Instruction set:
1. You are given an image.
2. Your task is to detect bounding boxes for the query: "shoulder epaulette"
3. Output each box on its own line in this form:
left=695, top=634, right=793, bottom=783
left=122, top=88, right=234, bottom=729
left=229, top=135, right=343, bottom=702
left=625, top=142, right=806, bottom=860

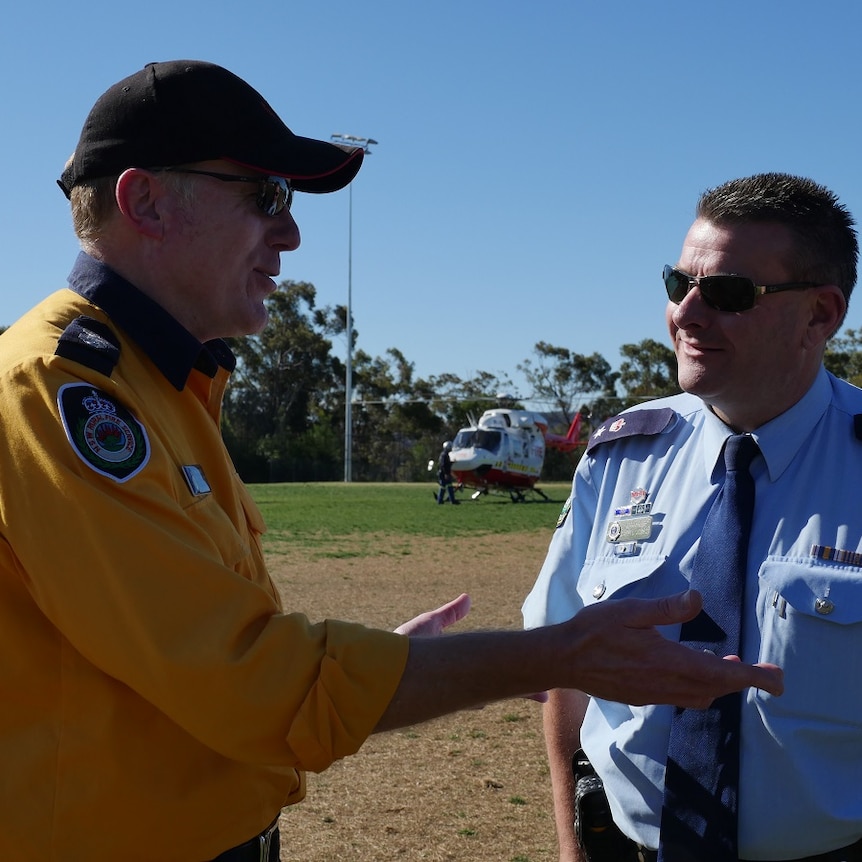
left=54, top=316, right=121, bottom=378
left=586, top=407, right=677, bottom=454
left=854, top=414, right=862, bottom=440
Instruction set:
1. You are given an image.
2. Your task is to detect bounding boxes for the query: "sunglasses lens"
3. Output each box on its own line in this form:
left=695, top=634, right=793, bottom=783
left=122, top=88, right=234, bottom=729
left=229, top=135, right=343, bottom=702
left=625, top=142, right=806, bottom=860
left=699, top=276, right=755, bottom=312
left=663, top=266, right=756, bottom=312
left=663, top=266, right=690, bottom=303
left=258, top=177, right=292, bottom=216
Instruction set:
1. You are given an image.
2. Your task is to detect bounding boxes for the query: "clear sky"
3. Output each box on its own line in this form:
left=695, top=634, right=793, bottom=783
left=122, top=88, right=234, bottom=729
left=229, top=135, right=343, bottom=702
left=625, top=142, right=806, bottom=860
left=3, top=1, right=861, bottom=408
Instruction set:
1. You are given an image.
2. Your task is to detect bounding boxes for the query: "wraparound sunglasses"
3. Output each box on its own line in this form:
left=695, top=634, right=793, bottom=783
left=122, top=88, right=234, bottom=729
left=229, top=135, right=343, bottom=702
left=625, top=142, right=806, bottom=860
left=663, top=265, right=818, bottom=313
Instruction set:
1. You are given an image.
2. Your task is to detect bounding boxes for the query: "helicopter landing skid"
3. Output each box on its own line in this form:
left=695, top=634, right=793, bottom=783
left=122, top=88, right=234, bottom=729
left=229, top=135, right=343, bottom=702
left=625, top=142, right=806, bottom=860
left=469, top=486, right=550, bottom=503
left=508, top=486, right=550, bottom=503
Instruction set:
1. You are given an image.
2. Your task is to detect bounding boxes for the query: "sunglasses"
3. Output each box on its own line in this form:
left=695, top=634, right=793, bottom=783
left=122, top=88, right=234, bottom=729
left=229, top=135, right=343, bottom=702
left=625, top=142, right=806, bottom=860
left=663, top=265, right=818, bottom=313
left=156, top=168, right=293, bottom=216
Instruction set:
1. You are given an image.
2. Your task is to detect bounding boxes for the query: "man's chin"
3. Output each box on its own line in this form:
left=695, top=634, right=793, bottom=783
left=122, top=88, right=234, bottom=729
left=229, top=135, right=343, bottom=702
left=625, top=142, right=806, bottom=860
left=676, top=366, right=717, bottom=399
left=238, top=305, right=270, bottom=337
left=249, top=312, right=269, bottom=335
left=212, top=310, right=269, bottom=340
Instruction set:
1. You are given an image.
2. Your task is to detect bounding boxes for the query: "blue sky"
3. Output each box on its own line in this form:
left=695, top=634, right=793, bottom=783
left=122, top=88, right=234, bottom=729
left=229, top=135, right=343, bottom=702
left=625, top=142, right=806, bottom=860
left=3, top=1, right=861, bottom=408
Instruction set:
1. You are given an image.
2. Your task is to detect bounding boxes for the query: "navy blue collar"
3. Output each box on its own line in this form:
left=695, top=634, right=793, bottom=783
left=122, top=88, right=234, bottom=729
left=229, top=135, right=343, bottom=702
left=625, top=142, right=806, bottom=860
left=67, top=252, right=235, bottom=390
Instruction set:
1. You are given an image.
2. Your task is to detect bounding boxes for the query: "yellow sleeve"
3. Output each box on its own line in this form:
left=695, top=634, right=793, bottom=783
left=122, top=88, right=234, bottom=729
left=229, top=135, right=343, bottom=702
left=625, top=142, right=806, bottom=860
left=0, top=351, right=408, bottom=770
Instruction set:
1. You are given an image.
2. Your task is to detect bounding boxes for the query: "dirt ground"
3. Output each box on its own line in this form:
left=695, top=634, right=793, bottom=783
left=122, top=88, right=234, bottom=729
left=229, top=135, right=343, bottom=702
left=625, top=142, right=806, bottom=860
left=268, top=531, right=559, bottom=862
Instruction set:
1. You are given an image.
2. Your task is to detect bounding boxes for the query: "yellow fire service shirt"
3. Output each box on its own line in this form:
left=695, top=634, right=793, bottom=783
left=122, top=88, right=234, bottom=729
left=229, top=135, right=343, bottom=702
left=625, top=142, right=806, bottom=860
left=0, top=253, right=409, bottom=861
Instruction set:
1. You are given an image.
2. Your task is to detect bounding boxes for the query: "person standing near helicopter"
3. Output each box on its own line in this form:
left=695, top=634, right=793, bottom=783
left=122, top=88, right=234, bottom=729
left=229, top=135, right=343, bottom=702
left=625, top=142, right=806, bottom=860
left=436, top=441, right=460, bottom=504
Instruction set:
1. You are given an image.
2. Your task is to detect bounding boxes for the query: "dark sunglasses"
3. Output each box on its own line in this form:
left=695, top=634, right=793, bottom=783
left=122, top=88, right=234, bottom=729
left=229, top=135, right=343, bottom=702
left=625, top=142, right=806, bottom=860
left=156, top=168, right=293, bottom=216
left=663, top=265, right=818, bottom=313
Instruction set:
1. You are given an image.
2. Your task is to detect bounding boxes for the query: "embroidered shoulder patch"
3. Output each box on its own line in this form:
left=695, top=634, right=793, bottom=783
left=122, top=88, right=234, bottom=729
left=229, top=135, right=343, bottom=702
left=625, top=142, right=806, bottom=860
left=586, top=407, right=677, bottom=454
left=58, top=384, right=150, bottom=482
left=555, top=496, right=572, bottom=529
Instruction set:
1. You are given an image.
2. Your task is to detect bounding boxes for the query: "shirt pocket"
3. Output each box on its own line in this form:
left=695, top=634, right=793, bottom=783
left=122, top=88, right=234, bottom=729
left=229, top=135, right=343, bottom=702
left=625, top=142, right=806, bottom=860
left=579, top=555, right=671, bottom=604
left=756, top=559, right=862, bottom=726
left=183, top=492, right=251, bottom=570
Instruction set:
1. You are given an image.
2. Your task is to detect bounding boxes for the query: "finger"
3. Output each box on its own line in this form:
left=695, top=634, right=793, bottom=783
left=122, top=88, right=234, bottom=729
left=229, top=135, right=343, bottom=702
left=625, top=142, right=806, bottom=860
left=748, top=662, right=784, bottom=696
left=433, top=593, right=472, bottom=630
left=617, top=590, right=704, bottom=629
left=393, top=594, right=472, bottom=636
left=703, top=657, right=784, bottom=701
left=717, top=655, right=783, bottom=696
left=655, top=589, right=703, bottom=624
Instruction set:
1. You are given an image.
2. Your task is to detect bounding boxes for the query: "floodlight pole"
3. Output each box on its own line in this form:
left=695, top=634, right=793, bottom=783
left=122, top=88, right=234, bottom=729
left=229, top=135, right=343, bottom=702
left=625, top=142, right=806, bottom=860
left=330, top=134, right=378, bottom=482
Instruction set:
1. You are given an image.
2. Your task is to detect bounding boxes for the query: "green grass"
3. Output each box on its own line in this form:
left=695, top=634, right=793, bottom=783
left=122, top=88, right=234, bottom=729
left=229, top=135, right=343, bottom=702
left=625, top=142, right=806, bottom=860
left=247, top=481, right=571, bottom=545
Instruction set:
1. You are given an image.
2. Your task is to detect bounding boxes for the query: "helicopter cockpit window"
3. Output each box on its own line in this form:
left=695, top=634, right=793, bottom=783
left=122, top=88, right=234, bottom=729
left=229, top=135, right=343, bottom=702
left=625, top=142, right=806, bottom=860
left=453, top=430, right=474, bottom=449
left=474, top=430, right=502, bottom=453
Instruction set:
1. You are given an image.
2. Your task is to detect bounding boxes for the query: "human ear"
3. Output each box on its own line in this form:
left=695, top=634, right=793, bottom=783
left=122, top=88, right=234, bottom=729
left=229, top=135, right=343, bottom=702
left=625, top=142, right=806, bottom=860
left=114, top=168, right=166, bottom=239
left=805, top=284, right=847, bottom=346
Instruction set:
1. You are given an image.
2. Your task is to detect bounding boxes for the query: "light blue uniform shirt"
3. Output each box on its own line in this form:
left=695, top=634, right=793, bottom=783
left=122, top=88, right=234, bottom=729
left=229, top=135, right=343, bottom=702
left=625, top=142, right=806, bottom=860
left=522, top=368, right=862, bottom=859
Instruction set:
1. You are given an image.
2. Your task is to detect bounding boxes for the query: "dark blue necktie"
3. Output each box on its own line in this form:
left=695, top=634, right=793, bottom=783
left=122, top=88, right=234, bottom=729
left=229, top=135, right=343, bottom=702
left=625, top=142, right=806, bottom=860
left=658, top=434, right=759, bottom=862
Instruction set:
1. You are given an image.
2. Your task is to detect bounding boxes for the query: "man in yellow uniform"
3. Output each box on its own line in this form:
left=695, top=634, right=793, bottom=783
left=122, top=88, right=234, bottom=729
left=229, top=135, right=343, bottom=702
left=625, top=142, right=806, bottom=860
left=0, top=60, right=783, bottom=860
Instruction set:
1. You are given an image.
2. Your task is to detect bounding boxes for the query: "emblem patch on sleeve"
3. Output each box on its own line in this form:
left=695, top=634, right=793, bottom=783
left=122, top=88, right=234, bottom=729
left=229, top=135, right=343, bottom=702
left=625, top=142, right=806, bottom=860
left=555, top=496, right=572, bottom=529
left=58, top=384, right=150, bottom=482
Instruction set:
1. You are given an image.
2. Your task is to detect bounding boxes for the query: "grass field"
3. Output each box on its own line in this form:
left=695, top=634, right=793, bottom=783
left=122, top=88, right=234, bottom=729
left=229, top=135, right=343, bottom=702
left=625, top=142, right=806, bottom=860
left=248, top=480, right=570, bottom=861
left=253, top=481, right=571, bottom=546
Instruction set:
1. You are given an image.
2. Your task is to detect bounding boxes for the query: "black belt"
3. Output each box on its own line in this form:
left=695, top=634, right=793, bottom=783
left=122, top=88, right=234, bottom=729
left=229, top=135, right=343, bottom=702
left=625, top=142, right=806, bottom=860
left=209, top=820, right=279, bottom=862
left=636, top=836, right=862, bottom=862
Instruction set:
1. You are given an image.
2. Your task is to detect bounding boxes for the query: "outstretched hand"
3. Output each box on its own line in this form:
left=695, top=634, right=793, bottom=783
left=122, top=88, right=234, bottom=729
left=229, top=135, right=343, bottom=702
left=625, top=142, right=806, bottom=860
left=567, top=590, right=784, bottom=708
left=383, top=588, right=781, bottom=730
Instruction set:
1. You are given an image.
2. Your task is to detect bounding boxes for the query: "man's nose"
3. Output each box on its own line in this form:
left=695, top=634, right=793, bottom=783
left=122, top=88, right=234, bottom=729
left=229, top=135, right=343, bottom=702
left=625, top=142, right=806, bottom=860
left=275, top=211, right=301, bottom=251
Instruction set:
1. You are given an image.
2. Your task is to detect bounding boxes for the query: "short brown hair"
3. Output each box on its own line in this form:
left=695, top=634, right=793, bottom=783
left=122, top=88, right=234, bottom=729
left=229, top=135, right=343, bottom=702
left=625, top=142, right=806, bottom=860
left=697, top=173, right=858, bottom=305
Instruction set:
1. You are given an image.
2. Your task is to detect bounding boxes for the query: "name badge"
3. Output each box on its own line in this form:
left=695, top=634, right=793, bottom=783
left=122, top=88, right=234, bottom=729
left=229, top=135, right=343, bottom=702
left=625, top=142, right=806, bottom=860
left=606, top=491, right=654, bottom=544
left=182, top=464, right=212, bottom=496
left=606, top=515, right=653, bottom=543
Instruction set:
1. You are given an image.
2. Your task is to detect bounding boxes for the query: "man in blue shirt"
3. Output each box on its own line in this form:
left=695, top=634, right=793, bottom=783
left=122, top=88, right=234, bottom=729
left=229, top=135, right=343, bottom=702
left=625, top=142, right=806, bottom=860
left=523, top=173, right=861, bottom=862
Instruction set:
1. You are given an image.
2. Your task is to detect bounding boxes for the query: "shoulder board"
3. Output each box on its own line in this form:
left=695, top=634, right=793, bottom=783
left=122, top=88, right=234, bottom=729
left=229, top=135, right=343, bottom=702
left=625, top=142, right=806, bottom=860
left=586, top=407, right=677, bottom=454
left=855, top=415, right=862, bottom=440
left=54, top=316, right=121, bottom=377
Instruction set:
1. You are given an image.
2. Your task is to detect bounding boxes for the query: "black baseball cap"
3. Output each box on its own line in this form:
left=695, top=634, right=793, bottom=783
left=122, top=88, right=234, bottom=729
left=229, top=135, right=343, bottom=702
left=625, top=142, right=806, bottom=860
left=58, top=60, right=364, bottom=197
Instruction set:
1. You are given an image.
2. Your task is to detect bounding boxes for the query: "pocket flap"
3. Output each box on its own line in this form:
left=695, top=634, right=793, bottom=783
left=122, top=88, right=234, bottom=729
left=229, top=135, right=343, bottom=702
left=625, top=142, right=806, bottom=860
left=759, top=559, right=862, bottom=625
left=580, top=555, right=671, bottom=602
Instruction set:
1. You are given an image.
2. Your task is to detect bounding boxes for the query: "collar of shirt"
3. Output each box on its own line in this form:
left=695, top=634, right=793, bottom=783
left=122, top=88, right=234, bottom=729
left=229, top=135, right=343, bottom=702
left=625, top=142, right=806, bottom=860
left=699, top=367, right=832, bottom=485
left=66, top=251, right=236, bottom=391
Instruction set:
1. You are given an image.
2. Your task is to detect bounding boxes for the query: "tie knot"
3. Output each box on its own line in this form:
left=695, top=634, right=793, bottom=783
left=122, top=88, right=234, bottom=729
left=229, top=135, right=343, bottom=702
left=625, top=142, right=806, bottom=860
left=724, top=434, right=759, bottom=472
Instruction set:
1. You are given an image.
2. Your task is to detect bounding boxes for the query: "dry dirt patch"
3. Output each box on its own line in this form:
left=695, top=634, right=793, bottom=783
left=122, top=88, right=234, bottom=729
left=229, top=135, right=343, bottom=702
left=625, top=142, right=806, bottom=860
left=268, top=530, right=558, bottom=861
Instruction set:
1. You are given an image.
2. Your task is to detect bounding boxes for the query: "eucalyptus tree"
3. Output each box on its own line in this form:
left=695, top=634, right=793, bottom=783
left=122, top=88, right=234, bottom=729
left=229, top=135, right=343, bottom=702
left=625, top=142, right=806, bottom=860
left=222, top=280, right=344, bottom=481
left=517, top=342, right=618, bottom=424
left=824, top=327, right=862, bottom=387
left=613, top=337, right=681, bottom=412
left=349, top=347, right=444, bottom=480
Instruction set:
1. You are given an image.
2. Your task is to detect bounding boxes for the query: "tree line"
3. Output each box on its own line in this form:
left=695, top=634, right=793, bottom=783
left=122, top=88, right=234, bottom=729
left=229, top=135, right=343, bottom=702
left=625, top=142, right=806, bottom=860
left=220, top=281, right=862, bottom=483
left=4, top=282, right=862, bottom=484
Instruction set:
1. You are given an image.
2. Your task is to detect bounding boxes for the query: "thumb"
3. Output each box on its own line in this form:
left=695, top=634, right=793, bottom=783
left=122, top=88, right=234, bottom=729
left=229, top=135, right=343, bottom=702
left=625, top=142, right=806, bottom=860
left=633, top=589, right=703, bottom=627
left=434, top=592, right=472, bottom=629
left=672, top=589, right=703, bottom=621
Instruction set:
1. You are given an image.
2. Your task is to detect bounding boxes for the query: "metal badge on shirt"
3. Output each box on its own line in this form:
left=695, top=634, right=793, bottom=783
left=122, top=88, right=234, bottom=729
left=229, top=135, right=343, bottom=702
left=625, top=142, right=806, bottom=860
left=606, top=488, right=653, bottom=555
left=181, top=464, right=212, bottom=496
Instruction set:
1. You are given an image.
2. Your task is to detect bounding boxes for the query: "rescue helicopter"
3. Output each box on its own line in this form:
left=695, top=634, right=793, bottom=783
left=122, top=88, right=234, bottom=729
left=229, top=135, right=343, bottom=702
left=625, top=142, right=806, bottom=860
left=446, top=407, right=585, bottom=502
